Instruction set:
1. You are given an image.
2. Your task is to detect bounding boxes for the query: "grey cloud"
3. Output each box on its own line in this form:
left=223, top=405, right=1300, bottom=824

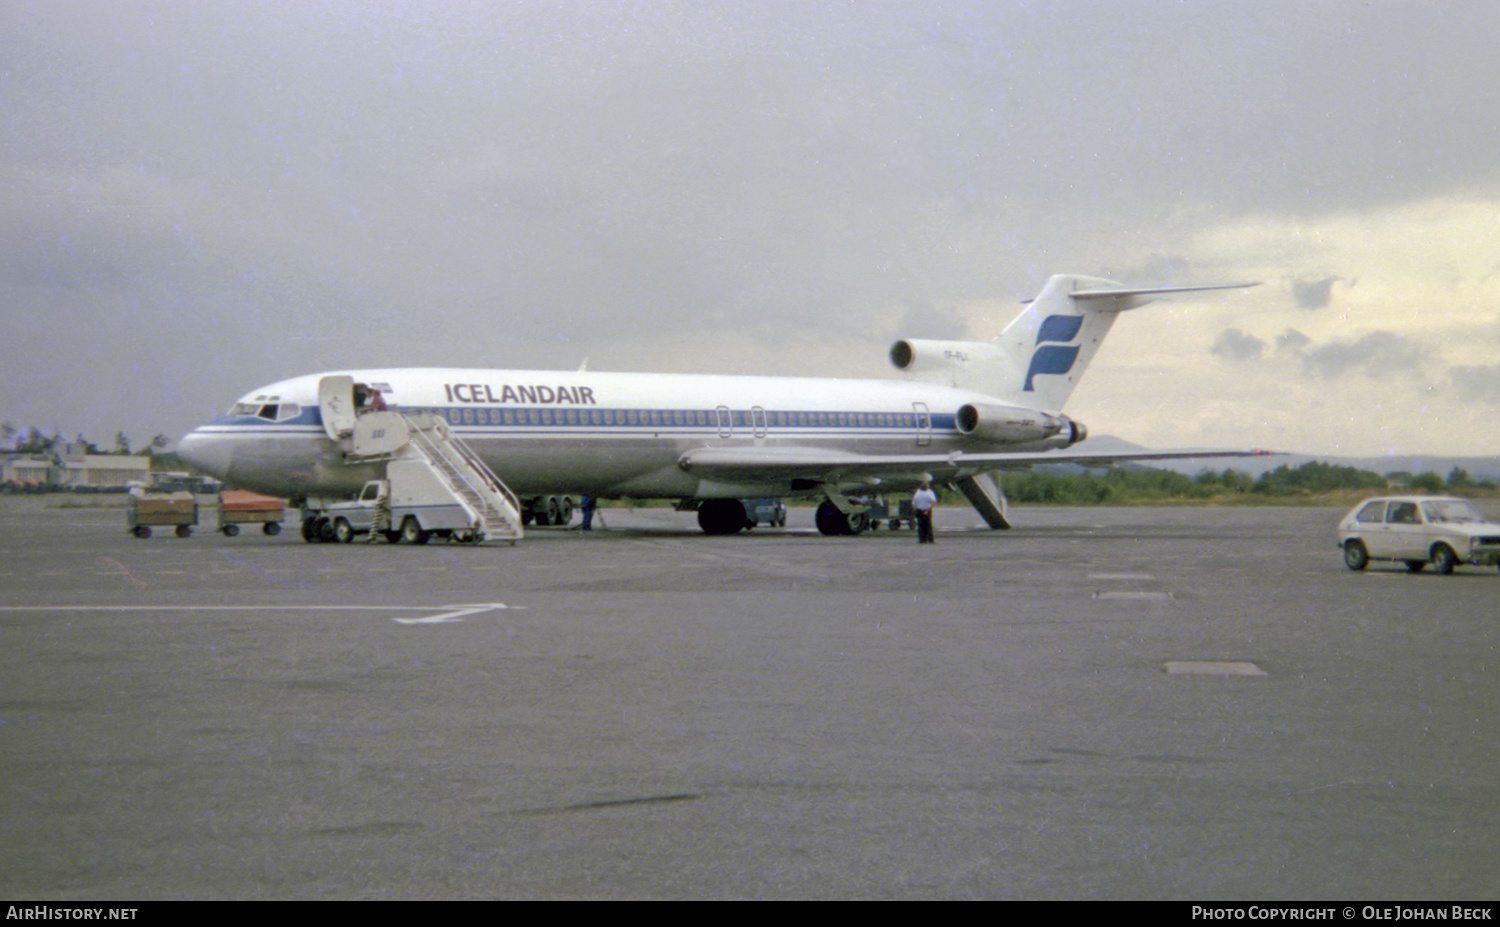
left=895, top=300, right=968, bottom=340
left=1451, top=365, right=1500, bottom=401
left=1301, top=331, right=1429, bottom=379
left=1291, top=276, right=1341, bottom=310
left=1276, top=329, right=1313, bottom=355
left=1211, top=328, right=1266, bottom=362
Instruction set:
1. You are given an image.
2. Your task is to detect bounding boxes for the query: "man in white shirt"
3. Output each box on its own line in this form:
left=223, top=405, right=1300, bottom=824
left=912, top=482, right=938, bottom=544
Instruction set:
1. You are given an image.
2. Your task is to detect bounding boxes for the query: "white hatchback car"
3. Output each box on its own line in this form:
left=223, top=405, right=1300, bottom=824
left=1338, top=495, right=1500, bottom=574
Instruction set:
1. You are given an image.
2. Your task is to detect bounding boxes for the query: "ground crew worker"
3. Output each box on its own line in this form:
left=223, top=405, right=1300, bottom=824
left=912, top=482, right=937, bottom=544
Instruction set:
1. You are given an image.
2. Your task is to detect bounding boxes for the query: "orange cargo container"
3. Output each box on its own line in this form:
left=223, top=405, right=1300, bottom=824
left=217, top=490, right=286, bottom=536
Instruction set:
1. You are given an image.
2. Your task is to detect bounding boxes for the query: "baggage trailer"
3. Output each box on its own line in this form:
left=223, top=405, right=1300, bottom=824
left=867, top=497, right=915, bottom=531
left=217, top=490, right=286, bottom=536
left=127, top=491, right=197, bottom=538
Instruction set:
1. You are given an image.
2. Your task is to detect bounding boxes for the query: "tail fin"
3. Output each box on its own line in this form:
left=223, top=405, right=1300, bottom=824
left=992, top=274, right=1258, bottom=411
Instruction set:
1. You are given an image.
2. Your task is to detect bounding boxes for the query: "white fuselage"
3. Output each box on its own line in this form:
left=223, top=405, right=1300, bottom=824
left=177, top=366, right=1052, bottom=502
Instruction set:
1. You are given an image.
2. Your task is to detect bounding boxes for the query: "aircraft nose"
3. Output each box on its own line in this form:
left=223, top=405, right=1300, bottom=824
left=175, top=427, right=231, bottom=480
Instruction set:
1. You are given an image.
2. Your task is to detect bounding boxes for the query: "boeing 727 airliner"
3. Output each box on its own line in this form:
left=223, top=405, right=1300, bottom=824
left=176, top=274, right=1264, bottom=537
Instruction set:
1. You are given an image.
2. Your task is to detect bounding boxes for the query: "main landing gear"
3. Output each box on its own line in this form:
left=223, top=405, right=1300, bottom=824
left=814, top=500, right=869, bottom=536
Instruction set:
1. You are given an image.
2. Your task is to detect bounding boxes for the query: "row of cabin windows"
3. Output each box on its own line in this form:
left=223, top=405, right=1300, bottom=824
left=431, top=407, right=922, bottom=429
left=231, top=401, right=923, bottom=430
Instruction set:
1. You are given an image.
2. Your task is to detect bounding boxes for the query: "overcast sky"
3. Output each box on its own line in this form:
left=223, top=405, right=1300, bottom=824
left=3, top=0, right=1498, bottom=459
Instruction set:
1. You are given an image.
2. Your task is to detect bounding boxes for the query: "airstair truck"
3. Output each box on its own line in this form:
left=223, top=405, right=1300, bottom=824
left=315, top=457, right=489, bottom=545
left=301, top=382, right=524, bottom=545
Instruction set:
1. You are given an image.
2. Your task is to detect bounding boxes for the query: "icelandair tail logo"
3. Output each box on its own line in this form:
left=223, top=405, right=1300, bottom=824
left=1024, top=314, right=1084, bottom=392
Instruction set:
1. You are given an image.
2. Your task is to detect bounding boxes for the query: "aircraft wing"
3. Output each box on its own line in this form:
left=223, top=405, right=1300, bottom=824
left=676, top=445, right=1278, bottom=487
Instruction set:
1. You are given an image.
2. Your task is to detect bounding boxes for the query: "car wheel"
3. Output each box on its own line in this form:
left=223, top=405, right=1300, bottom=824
left=1430, top=544, right=1458, bottom=575
left=1343, top=540, right=1369, bottom=571
left=401, top=517, right=430, bottom=545
left=334, top=518, right=354, bottom=543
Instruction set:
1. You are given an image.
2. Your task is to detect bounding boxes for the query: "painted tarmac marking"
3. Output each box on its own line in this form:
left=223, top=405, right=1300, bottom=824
left=1164, top=661, right=1266, bottom=676
left=515, top=793, right=703, bottom=816
left=99, top=557, right=148, bottom=589
left=0, top=603, right=524, bottom=618
left=392, top=603, right=519, bottom=624
left=1095, top=590, right=1173, bottom=600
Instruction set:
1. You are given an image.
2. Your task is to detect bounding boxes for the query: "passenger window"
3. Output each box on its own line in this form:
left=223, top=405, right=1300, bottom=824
left=1389, top=502, right=1418, bottom=524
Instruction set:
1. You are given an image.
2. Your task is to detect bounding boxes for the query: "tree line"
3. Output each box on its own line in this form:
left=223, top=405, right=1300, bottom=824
left=1, top=423, right=170, bottom=457
left=996, top=460, right=1496, bottom=505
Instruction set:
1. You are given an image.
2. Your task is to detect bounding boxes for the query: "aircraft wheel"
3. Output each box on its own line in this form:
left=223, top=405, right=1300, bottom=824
left=815, top=501, right=851, bottom=536
left=698, top=499, right=748, bottom=535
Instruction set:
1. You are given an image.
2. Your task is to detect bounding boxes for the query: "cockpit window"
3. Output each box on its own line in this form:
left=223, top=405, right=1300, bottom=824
left=229, top=398, right=300, bottom=422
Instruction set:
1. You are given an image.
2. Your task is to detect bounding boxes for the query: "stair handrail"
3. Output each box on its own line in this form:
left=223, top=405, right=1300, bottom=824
left=401, top=413, right=523, bottom=536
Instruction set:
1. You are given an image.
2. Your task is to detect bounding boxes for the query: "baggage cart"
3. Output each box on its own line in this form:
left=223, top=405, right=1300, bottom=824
left=217, top=490, right=286, bottom=536
left=127, top=492, right=197, bottom=538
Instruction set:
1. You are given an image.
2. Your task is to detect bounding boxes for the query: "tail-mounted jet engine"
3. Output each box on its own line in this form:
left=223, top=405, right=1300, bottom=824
left=955, top=402, right=1088, bottom=449
left=890, top=339, right=1006, bottom=384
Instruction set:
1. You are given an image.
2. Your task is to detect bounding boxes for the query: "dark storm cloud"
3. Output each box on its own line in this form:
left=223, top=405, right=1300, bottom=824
left=3, top=0, right=1499, bottom=449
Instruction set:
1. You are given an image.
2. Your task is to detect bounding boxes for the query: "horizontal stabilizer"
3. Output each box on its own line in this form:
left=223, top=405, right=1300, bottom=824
left=1070, top=282, right=1260, bottom=300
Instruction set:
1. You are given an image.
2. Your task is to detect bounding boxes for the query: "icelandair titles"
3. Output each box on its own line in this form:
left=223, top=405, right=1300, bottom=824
left=444, top=382, right=597, bottom=405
